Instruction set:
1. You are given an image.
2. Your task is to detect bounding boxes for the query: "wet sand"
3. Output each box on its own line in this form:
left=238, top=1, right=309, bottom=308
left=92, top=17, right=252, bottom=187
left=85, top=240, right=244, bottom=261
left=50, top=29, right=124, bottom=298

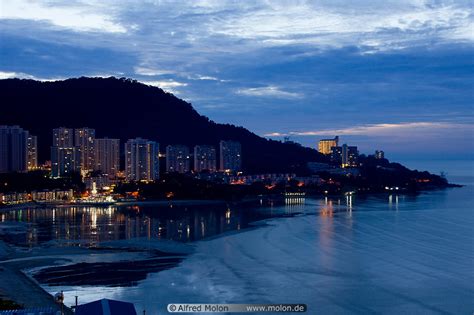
left=34, top=256, right=185, bottom=287
left=0, top=242, right=74, bottom=313
left=0, top=238, right=191, bottom=313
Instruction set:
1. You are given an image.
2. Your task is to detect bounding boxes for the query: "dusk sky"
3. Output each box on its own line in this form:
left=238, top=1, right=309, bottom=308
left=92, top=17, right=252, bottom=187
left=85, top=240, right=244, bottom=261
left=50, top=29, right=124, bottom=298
left=1, top=0, right=473, bottom=168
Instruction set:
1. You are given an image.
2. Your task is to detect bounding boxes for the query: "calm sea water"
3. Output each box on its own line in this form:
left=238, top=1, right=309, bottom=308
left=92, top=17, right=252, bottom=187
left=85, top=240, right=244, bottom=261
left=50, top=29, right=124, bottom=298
left=399, top=159, right=474, bottom=186
left=2, top=185, right=473, bottom=314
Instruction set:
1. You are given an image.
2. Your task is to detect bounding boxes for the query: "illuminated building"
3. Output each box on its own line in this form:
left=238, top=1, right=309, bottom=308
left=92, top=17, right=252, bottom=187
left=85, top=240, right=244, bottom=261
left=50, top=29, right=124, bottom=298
left=331, top=144, right=359, bottom=167
left=52, top=127, right=73, bottom=147
left=51, top=146, right=80, bottom=178
left=166, top=145, right=190, bottom=173
left=0, top=125, right=29, bottom=173
left=342, top=144, right=359, bottom=167
left=27, top=135, right=38, bottom=170
left=330, top=146, right=342, bottom=163
left=318, top=136, right=339, bottom=155
left=75, top=127, right=95, bottom=174
left=219, top=140, right=242, bottom=172
left=125, top=138, right=159, bottom=181
left=375, top=150, right=385, bottom=159
left=95, top=138, right=120, bottom=178
left=194, top=145, right=216, bottom=172
left=51, top=127, right=80, bottom=178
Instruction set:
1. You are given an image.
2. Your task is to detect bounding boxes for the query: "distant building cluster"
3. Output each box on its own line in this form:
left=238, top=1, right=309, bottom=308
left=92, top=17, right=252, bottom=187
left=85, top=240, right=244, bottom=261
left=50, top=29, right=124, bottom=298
left=317, top=136, right=387, bottom=168
left=0, top=125, right=242, bottom=184
left=317, top=136, right=360, bottom=168
left=0, top=189, right=74, bottom=204
left=331, top=144, right=359, bottom=168
left=50, top=127, right=120, bottom=179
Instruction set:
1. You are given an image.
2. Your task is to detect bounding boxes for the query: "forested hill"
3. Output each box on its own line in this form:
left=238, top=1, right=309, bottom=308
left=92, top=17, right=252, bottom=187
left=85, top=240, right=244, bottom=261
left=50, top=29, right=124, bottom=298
left=0, top=77, right=326, bottom=174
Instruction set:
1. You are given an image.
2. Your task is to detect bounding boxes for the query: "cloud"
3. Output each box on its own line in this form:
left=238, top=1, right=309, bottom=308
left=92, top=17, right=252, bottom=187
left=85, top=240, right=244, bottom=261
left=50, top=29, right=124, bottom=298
left=134, top=66, right=174, bottom=76
left=264, top=121, right=474, bottom=158
left=208, top=2, right=473, bottom=50
left=264, top=122, right=472, bottom=137
left=0, top=0, right=472, bottom=159
left=195, top=75, right=219, bottom=81
left=236, top=86, right=303, bottom=99
left=0, top=0, right=127, bottom=33
left=0, top=71, right=33, bottom=79
left=140, top=80, right=188, bottom=94
left=0, top=70, right=65, bottom=81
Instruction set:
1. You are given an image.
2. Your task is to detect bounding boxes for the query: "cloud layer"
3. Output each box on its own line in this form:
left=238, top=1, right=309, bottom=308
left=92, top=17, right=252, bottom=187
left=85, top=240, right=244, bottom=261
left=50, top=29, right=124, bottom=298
left=0, top=0, right=472, bottom=159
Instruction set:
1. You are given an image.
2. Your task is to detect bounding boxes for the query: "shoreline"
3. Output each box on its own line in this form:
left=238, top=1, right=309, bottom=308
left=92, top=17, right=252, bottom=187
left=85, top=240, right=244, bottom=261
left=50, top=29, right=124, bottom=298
left=0, top=199, right=230, bottom=213
left=0, top=238, right=192, bottom=312
left=0, top=245, right=76, bottom=314
left=0, top=184, right=462, bottom=212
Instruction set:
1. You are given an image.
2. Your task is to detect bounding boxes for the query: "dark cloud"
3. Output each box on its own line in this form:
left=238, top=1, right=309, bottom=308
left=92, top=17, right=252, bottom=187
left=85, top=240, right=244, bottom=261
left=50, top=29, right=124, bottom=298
left=0, top=0, right=472, bottom=161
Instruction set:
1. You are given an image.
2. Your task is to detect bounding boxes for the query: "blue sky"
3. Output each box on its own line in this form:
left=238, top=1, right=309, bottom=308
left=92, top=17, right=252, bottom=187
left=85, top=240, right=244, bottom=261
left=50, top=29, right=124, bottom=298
left=1, top=0, right=473, bottom=167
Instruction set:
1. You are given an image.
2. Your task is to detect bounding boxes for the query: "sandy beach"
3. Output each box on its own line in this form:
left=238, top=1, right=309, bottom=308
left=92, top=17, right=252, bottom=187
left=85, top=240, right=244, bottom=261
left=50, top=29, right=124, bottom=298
left=0, top=240, right=74, bottom=313
left=0, top=223, right=192, bottom=313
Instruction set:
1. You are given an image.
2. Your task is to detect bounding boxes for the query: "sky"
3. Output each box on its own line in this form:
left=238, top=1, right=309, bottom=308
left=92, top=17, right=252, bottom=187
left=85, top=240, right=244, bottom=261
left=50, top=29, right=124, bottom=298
left=0, top=0, right=473, bottom=169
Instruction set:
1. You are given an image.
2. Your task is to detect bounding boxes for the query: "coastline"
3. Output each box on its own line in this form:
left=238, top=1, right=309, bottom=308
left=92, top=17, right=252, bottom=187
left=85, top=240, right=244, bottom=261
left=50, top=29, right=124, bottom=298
left=0, top=183, right=462, bottom=213
left=0, top=242, right=75, bottom=314
left=0, top=237, right=192, bottom=312
left=0, top=199, right=229, bottom=213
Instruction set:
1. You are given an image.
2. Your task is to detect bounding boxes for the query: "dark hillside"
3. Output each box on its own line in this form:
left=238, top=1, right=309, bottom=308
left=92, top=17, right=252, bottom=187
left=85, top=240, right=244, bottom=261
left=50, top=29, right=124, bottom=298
left=0, top=77, right=326, bottom=174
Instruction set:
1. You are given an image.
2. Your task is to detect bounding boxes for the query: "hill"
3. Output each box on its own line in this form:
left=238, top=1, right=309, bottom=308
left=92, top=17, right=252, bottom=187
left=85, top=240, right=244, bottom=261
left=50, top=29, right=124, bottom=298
left=0, top=77, right=326, bottom=174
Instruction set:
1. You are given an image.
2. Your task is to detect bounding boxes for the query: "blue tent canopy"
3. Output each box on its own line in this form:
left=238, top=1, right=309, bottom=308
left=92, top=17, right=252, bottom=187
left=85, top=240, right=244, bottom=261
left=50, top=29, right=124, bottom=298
left=75, top=299, right=137, bottom=315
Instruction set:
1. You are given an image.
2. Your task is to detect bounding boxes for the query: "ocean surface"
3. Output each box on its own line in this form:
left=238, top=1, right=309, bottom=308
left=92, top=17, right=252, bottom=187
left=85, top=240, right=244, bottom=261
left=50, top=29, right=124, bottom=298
left=399, top=159, right=474, bottom=186
left=2, top=185, right=474, bottom=314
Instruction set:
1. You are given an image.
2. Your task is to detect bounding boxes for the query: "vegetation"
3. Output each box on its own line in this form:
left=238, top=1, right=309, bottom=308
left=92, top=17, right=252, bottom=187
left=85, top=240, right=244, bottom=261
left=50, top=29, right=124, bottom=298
left=0, top=170, right=84, bottom=194
left=114, top=173, right=304, bottom=201
left=0, top=77, right=327, bottom=174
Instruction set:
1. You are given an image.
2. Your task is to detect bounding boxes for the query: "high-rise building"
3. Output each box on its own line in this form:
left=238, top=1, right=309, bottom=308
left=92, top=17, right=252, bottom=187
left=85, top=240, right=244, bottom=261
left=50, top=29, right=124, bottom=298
left=342, top=144, right=359, bottom=167
left=95, top=138, right=120, bottom=178
left=220, top=141, right=242, bottom=172
left=27, top=135, right=38, bottom=170
left=375, top=150, right=385, bottom=159
left=52, top=127, right=74, bottom=147
left=331, top=144, right=359, bottom=167
left=330, top=146, right=343, bottom=163
left=51, top=146, right=80, bottom=178
left=51, top=127, right=80, bottom=178
left=0, top=125, right=29, bottom=173
left=166, top=145, right=190, bottom=173
left=318, top=136, right=339, bottom=155
left=75, top=128, right=95, bottom=173
left=194, top=145, right=216, bottom=172
left=125, top=138, right=159, bottom=181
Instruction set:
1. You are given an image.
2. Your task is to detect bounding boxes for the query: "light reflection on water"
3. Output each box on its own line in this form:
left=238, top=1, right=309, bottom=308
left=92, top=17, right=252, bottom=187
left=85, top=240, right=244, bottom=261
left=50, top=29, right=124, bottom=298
left=0, top=197, right=309, bottom=247
left=0, top=193, right=423, bottom=248
left=3, top=187, right=473, bottom=314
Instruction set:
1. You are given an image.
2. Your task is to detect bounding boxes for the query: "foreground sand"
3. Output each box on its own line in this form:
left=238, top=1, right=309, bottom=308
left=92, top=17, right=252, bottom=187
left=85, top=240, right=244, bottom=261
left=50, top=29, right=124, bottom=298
left=0, top=241, right=73, bottom=314
left=0, top=236, right=192, bottom=313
